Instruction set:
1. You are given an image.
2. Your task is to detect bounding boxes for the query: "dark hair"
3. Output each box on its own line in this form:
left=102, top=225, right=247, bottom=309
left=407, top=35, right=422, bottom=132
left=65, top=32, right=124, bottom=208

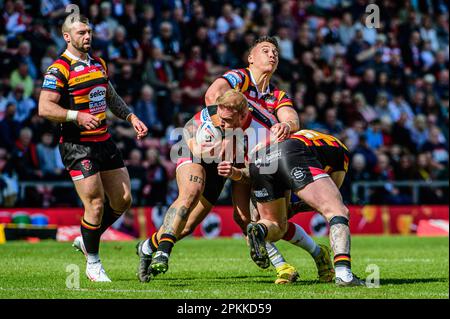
left=249, top=36, right=279, bottom=52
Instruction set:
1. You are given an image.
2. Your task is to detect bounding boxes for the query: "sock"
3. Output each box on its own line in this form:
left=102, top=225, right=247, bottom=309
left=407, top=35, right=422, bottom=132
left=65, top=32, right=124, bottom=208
left=329, top=216, right=352, bottom=281
left=257, top=223, right=268, bottom=238
left=266, top=242, right=286, bottom=268
left=80, top=218, right=101, bottom=264
left=157, top=233, right=176, bottom=255
left=142, top=233, right=159, bottom=255
left=99, top=201, right=123, bottom=234
left=283, top=222, right=320, bottom=257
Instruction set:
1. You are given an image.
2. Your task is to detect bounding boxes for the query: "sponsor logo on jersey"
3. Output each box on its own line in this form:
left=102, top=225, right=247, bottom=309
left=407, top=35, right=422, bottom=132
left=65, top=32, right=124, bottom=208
left=74, top=65, right=85, bottom=72
left=291, top=167, right=306, bottom=181
left=223, top=72, right=240, bottom=88
left=253, top=188, right=269, bottom=199
left=42, top=75, right=57, bottom=89
left=89, top=86, right=107, bottom=102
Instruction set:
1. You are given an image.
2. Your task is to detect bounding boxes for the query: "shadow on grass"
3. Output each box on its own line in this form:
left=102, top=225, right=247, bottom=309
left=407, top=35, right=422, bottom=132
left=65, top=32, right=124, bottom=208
left=381, top=278, right=448, bottom=285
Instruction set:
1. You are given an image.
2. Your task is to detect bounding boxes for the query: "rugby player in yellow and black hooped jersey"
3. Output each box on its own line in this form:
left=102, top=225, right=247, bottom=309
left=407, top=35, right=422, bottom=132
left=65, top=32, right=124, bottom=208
left=38, top=14, right=148, bottom=282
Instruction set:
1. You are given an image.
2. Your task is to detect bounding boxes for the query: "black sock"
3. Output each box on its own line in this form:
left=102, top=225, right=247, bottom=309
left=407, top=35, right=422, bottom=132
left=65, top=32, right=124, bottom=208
left=258, top=223, right=268, bottom=238
left=80, top=218, right=101, bottom=255
left=157, top=233, right=177, bottom=255
left=99, top=201, right=123, bottom=234
left=149, top=232, right=159, bottom=252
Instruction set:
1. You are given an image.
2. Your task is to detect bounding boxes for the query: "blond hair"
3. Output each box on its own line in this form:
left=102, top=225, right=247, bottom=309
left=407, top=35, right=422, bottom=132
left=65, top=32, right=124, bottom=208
left=61, top=14, right=90, bottom=34
left=215, top=90, right=248, bottom=114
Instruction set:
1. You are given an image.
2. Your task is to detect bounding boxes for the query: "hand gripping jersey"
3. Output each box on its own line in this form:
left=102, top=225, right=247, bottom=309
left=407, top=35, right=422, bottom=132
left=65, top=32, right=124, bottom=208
left=41, top=50, right=110, bottom=143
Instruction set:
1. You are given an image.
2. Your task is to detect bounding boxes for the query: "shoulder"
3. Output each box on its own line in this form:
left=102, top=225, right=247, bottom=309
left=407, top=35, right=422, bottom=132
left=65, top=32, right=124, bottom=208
left=46, top=56, right=71, bottom=80
left=91, top=56, right=108, bottom=71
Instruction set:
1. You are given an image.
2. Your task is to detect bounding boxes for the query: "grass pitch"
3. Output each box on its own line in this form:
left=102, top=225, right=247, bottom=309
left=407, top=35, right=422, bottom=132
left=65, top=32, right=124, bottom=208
left=0, top=236, right=448, bottom=299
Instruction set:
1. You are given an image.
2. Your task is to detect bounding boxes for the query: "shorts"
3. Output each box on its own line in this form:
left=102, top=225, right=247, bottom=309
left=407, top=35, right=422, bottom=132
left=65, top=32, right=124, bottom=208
left=176, top=156, right=226, bottom=205
left=59, top=138, right=124, bottom=181
left=250, top=139, right=329, bottom=202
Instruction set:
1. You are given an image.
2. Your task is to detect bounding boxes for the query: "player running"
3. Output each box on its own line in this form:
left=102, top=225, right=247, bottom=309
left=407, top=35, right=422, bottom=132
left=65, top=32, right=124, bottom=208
left=38, top=14, right=147, bottom=282
left=246, top=130, right=366, bottom=287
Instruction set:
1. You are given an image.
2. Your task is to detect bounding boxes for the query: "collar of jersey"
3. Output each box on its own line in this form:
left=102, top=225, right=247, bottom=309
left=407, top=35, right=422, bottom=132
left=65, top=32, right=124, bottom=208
left=248, top=68, right=271, bottom=98
left=64, top=49, right=92, bottom=66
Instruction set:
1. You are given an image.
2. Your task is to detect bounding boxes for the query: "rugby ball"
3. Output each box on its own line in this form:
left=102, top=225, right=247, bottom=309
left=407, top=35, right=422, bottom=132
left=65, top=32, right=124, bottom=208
left=196, top=121, right=222, bottom=145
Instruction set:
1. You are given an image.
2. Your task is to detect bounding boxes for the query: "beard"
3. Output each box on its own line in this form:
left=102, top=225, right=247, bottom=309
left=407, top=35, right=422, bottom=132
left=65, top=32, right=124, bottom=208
left=73, top=41, right=90, bottom=53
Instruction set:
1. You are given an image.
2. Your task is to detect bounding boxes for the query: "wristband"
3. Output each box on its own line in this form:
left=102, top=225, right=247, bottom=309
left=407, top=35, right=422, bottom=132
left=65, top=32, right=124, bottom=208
left=126, top=113, right=137, bottom=123
left=232, top=168, right=243, bottom=181
left=66, top=110, right=78, bottom=122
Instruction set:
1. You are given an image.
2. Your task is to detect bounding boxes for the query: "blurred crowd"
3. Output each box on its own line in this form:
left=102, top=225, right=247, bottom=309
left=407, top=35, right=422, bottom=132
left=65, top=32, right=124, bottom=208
left=0, top=0, right=448, bottom=208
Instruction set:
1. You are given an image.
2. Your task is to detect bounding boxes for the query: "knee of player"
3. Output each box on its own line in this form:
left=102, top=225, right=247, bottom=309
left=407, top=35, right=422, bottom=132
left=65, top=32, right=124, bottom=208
left=86, top=197, right=104, bottom=216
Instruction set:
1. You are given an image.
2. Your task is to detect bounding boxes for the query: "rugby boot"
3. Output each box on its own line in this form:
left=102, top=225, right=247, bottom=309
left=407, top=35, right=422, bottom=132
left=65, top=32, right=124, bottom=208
left=136, top=241, right=152, bottom=282
left=314, top=244, right=335, bottom=282
left=335, top=274, right=366, bottom=287
left=85, top=260, right=112, bottom=282
left=150, top=251, right=170, bottom=275
left=275, top=263, right=299, bottom=284
left=247, top=223, right=270, bottom=269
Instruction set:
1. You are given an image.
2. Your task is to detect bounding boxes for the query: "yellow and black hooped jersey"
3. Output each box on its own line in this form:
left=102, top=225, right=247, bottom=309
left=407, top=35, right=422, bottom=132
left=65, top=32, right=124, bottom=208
left=41, top=50, right=110, bottom=143
left=221, top=68, right=294, bottom=129
left=290, top=129, right=350, bottom=173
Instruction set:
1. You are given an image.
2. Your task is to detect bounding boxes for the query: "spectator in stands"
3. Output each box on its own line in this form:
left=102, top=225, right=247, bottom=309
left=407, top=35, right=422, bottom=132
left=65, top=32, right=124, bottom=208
left=365, top=119, right=384, bottom=150
left=152, top=22, right=181, bottom=64
left=322, top=107, right=344, bottom=136
left=108, top=25, right=143, bottom=67
left=142, top=46, right=176, bottom=97
left=0, top=146, right=18, bottom=207
left=180, top=65, right=208, bottom=113
left=4, top=0, right=31, bottom=39
left=7, top=84, right=36, bottom=123
left=36, top=131, right=65, bottom=180
left=133, top=85, right=163, bottom=137
left=421, top=126, right=449, bottom=166
left=216, top=3, right=245, bottom=37
left=126, top=148, right=147, bottom=206
left=10, top=127, right=42, bottom=181
left=10, top=62, right=34, bottom=98
left=0, top=102, right=21, bottom=151
left=142, top=148, right=168, bottom=205
left=114, top=63, right=141, bottom=103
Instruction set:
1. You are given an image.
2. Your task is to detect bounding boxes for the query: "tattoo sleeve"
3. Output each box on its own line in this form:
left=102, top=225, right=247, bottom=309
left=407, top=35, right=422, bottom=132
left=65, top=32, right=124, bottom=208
left=106, top=81, right=133, bottom=120
left=329, top=224, right=351, bottom=255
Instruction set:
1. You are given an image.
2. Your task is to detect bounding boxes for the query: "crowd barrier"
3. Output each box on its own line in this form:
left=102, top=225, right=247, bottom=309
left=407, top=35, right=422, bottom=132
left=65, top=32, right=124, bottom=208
left=0, top=205, right=448, bottom=242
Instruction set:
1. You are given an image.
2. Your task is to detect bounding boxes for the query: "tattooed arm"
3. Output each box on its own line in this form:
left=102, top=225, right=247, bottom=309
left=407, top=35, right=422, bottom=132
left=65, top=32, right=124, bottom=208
left=106, top=81, right=148, bottom=139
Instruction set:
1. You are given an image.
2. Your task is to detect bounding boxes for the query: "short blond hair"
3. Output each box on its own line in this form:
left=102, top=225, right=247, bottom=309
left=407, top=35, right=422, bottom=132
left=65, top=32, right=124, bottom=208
left=62, top=14, right=90, bottom=34
left=215, top=90, right=248, bottom=114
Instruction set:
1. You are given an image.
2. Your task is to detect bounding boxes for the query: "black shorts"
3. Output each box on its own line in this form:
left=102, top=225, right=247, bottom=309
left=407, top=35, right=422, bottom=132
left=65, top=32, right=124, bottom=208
left=250, top=139, right=330, bottom=202
left=176, top=156, right=226, bottom=205
left=59, top=138, right=125, bottom=181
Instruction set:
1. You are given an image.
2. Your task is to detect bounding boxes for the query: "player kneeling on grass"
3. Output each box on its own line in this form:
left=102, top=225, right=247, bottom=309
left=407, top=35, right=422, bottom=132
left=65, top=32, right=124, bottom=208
left=246, top=130, right=366, bottom=287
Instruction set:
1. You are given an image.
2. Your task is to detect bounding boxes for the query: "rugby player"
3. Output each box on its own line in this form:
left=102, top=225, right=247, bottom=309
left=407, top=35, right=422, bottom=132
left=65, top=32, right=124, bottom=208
left=135, top=90, right=251, bottom=281
left=38, top=14, right=148, bottom=282
left=247, top=130, right=366, bottom=286
left=205, top=36, right=333, bottom=283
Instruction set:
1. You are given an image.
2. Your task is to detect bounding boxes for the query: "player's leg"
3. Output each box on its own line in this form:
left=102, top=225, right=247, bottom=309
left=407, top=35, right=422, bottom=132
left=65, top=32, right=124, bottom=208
left=295, top=176, right=365, bottom=286
left=178, top=196, right=213, bottom=239
left=248, top=192, right=299, bottom=284
left=100, top=167, right=132, bottom=233
left=149, top=163, right=205, bottom=274
left=246, top=197, right=288, bottom=270
left=73, top=173, right=111, bottom=282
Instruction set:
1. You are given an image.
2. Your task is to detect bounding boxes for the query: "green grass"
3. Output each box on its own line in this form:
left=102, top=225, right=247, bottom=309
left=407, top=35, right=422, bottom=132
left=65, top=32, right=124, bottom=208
left=0, top=236, right=448, bottom=299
